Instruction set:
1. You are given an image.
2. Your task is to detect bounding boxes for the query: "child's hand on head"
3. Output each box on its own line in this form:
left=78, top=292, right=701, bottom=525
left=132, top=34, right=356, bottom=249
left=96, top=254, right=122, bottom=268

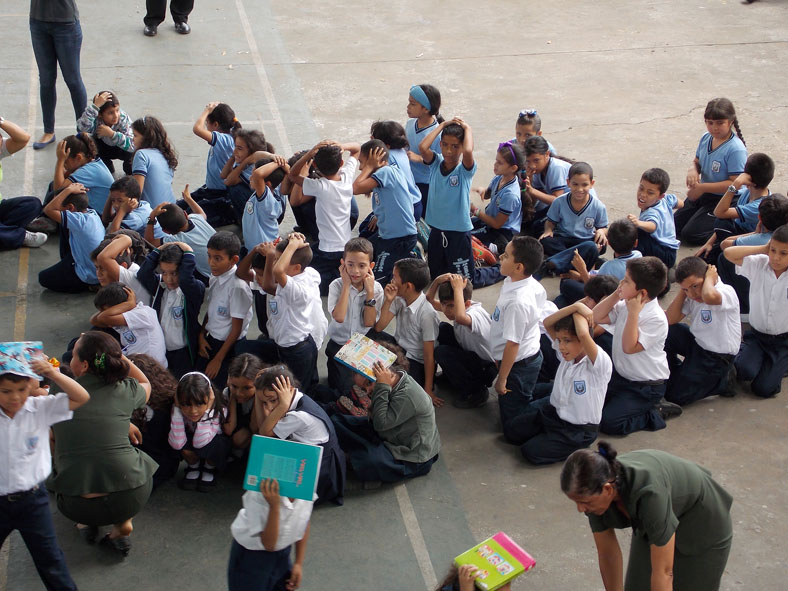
left=371, top=361, right=397, bottom=387
left=56, top=140, right=70, bottom=161
left=273, top=155, right=288, bottom=170
left=205, top=101, right=220, bottom=111
left=339, top=262, right=351, bottom=285
left=449, top=274, right=466, bottom=291
left=124, top=285, right=136, bottom=306
left=370, top=146, right=387, bottom=168
left=706, top=264, right=718, bottom=284
left=29, top=357, right=57, bottom=380
left=626, top=292, right=645, bottom=314
left=383, top=283, right=398, bottom=301
left=67, top=182, right=88, bottom=195
left=272, top=375, right=295, bottom=411
left=734, top=172, right=752, bottom=188
left=93, top=91, right=112, bottom=108
left=287, top=232, right=306, bottom=249
left=260, top=478, right=280, bottom=507
left=255, top=241, right=277, bottom=257
left=574, top=301, right=595, bottom=329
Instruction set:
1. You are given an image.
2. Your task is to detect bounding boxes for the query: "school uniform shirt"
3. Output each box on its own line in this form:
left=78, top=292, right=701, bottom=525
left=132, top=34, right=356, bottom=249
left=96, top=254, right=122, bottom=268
left=0, top=392, right=72, bottom=495
left=405, top=118, right=441, bottom=184
left=326, top=278, right=384, bottom=345
left=160, top=286, right=187, bottom=351
left=736, top=254, right=788, bottom=335
left=696, top=132, right=747, bottom=191
left=681, top=280, right=741, bottom=355
left=162, top=214, right=216, bottom=279
left=539, top=300, right=558, bottom=336
left=268, top=267, right=323, bottom=348
left=69, top=159, right=114, bottom=212
left=119, top=263, right=152, bottom=306
left=231, top=491, right=313, bottom=551
left=550, top=339, right=612, bottom=425
left=300, top=158, right=357, bottom=253
left=388, top=293, right=440, bottom=363
left=734, top=231, right=771, bottom=247
left=231, top=162, right=254, bottom=185
left=424, top=153, right=477, bottom=232
left=242, top=186, right=282, bottom=250
left=608, top=298, right=669, bottom=382
left=597, top=251, right=642, bottom=281
left=733, top=188, right=765, bottom=232
left=62, top=209, right=104, bottom=283
left=121, top=200, right=165, bottom=240
left=639, top=194, right=680, bottom=249
left=546, top=193, right=608, bottom=241
left=388, top=148, right=422, bottom=206
left=273, top=391, right=329, bottom=445
left=371, top=165, right=417, bottom=239
left=488, top=276, right=546, bottom=362
left=484, top=175, right=522, bottom=233
left=206, top=131, right=235, bottom=190
left=530, top=156, right=570, bottom=213
left=115, top=302, right=167, bottom=366
left=132, top=148, right=175, bottom=208
left=453, top=301, right=494, bottom=362
left=168, top=406, right=226, bottom=449
left=205, top=266, right=254, bottom=341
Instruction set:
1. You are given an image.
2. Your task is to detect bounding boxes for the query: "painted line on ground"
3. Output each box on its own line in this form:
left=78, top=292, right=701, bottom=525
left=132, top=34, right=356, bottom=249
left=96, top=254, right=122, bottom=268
left=394, top=483, right=438, bottom=590
left=45, top=120, right=278, bottom=132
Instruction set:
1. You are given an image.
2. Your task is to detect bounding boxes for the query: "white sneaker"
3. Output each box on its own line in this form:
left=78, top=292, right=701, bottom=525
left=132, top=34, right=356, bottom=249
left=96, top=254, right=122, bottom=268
left=23, top=231, right=47, bottom=248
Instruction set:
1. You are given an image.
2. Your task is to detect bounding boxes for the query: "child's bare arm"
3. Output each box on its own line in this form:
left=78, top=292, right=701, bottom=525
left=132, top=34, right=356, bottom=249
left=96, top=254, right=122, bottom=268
left=544, top=301, right=593, bottom=341
left=425, top=273, right=451, bottom=312
left=97, top=233, right=133, bottom=283
left=574, top=311, right=598, bottom=363
left=664, top=289, right=686, bottom=325
left=192, top=102, right=219, bottom=143
left=375, top=284, right=398, bottom=331
left=272, top=233, right=306, bottom=288
left=701, top=264, right=723, bottom=306
left=219, top=155, right=235, bottom=180
left=251, top=156, right=289, bottom=195
left=592, top=286, right=623, bottom=326
left=422, top=341, right=442, bottom=406
left=723, top=242, right=769, bottom=266
left=451, top=275, right=473, bottom=327
left=627, top=213, right=656, bottom=234
left=288, top=143, right=323, bottom=187
left=30, top=359, right=90, bottom=410
left=42, top=183, right=85, bottom=222
left=341, top=142, right=361, bottom=158
left=180, top=184, right=206, bottom=219
left=418, top=120, right=448, bottom=164
left=455, top=117, right=475, bottom=169
left=621, top=294, right=646, bottom=354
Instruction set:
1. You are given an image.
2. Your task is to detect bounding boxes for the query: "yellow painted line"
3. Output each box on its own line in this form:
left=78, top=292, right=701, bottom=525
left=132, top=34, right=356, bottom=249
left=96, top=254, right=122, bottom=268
left=13, top=248, right=30, bottom=341
left=0, top=292, right=16, bottom=298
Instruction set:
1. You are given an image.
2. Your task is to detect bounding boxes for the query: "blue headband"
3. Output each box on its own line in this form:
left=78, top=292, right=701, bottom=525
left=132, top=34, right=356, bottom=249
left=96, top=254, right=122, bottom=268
left=409, top=86, right=431, bottom=111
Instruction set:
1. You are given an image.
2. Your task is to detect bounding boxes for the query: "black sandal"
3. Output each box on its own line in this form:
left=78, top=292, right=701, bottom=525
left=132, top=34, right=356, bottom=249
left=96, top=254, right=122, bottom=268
left=76, top=524, right=99, bottom=544
left=100, top=533, right=131, bottom=557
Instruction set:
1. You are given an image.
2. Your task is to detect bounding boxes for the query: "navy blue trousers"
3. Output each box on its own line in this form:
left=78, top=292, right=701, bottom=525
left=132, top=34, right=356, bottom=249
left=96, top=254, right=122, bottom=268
left=637, top=230, right=678, bottom=269
left=735, top=329, right=788, bottom=398
left=427, top=228, right=473, bottom=281
left=434, top=322, right=497, bottom=395
left=539, top=237, right=601, bottom=277
left=372, top=233, right=418, bottom=286
left=196, top=334, right=246, bottom=390
left=0, top=196, right=42, bottom=249
left=227, top=540, right=291, bottom=591
left=600, top=371, right=666, bottom=435
left=497, top=351, right=543, bottom=430
left=325, top=337, right=355, bottom=393
left=665, top=323, right=733, bottom=405
left=310, top=248, right=343, bottom=297
left=673, top=193, right=720, bottom=246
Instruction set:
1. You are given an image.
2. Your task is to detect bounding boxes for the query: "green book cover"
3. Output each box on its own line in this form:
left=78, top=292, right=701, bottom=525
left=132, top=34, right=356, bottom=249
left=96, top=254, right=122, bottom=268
left=454, top=532, right=535, bottom=590
left=243, top=435, right=323, bottom=501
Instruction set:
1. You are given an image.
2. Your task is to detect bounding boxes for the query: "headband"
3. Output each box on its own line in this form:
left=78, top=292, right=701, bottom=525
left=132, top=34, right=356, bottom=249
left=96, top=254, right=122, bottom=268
left=180, top=371, right=212, bottom=387
left=498, top=141, right=517, bottom=164
left=409, top=85, right=431, bottom=111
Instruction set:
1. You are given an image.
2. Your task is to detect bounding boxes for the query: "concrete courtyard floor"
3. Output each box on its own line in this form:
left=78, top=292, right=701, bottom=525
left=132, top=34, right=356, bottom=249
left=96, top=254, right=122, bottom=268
left=1, top=0, right=787, bottom=589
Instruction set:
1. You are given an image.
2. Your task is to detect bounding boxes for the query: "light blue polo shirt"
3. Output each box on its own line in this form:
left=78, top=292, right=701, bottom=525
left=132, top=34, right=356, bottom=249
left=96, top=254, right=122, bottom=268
left=405, top=118, right=441, bottom=184
left=69, top=159, right=114, bottom=212
left=424, top=153, right=476, bottom=232
left=162, top=214, right=216, bottom=278
left=546, top=193, right=608, bottom=240
left=206, top=132, right=235, bottom=190
left=639, top=193, right=680, bottom=249
left=484, top=175, right=522, bottom=232
left=598, top=251, right=642, bottom=280
left=62, top=209, right=104, bottom=283
left=388, top=148, right=422, bottom=205
left=133, top=148, right=175, bottom=208
left=530, top=156, right=571, bottom=214
left=232, top=162, right=254, bottom=185
left=121, top=200, right=165, bottom=239
left=242, top=186, right=282, bottom=250
left=371, top=165, right=417, bottom=239
left=735, top=231, right=771, bottom=247
left=734, top=188, right=765, bottom=232
left=695, top=132, right=747, bottom=191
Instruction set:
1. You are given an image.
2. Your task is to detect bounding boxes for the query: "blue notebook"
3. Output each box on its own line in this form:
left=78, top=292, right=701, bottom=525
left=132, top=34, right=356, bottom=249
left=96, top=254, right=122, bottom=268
left=243, top=435, right=323, bottom=501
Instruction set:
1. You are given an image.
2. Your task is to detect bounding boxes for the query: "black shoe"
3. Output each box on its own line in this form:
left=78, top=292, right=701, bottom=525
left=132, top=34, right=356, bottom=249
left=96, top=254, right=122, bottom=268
left=77, top=524, right=99, bottom=544
left=656, top=398, right=683, bottom=420
left=453, top=389, right=489, bottom=409
left=719, top=364, right=739, bottom=397
left=100, top=534, right=131, bottom=557
left=197, top=466, right=217, bottom=493
left=174, top=21, right=191, bottom=34
left=144, top=25, right=157, bottom=36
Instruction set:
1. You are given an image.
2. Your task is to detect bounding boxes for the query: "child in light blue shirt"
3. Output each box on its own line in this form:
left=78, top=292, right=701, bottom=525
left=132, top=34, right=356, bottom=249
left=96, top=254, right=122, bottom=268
left=131, top=116, right=178, bottom=208
left=627, top=168, right=681, bottom=269
left=405, top=84, right=443, bottom=210
left=242, top=157, right=289, bottom=251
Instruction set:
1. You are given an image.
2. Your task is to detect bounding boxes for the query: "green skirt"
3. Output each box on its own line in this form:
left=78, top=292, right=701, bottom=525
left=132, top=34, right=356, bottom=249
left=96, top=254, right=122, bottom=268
left=56, top=478, right=153, bottom=526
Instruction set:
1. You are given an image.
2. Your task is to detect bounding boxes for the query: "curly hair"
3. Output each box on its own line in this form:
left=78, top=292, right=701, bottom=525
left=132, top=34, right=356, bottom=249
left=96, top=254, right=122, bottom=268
left=131, top=116, right=178, bottom=170
left=127, top=354, right=176, bottom=425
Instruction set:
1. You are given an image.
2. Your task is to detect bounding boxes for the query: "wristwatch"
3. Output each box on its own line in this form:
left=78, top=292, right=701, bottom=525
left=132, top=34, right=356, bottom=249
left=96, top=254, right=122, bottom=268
left=0, top=116, right=4, bottom=127
left=363, top=298, right=377, bottom=307
left=727, top=184, right=738, bottom=194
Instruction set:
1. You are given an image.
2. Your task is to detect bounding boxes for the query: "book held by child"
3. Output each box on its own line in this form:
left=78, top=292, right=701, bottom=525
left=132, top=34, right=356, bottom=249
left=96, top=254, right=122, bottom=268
left=334, top=332, right=397, bottom=381
left=454, top=532, right=535, bottom=590
left=243, top=435, right=323, bottom=501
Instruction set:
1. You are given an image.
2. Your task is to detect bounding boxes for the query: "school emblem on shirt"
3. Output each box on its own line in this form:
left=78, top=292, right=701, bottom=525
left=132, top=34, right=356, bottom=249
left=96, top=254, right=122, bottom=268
left=492, top=306, right=501, bottom=321
left=245, top=201, right=254, bottom=215
left=25, top=436, right=39, bottom=451
left=123, top=329, right=137, bottom=344
left=269, top=300, right=278, bottom=315
left=574, top=380, right=587, bottom=395
left=373, top=191, right=380, bottom=207
left=711, top=160, right=721, bottom=173
left=584, top=217, right=595, bottom=229
left=700, top=309, right=712, bottom=324
left=449, top=175, right=459, bottom=187
left=217, top=305, right=230, bottom=318
left=172, top=306, right=184, bottom=320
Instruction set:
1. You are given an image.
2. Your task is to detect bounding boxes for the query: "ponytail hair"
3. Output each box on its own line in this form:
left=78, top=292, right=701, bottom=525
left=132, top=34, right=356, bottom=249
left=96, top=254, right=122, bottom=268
left=131, top=116, right=179, bottom=170
left=206, top=103, right=241, bottom=134
left=74, top=331, right=129, bottom=384
left=370, top=120, right=409, bottom=150
left=414, top=83, right=444, bottom=123
left=234, top=129, right=270, bottom=155
left=64, top=133, right=98, bottom=161
left=704, top=97, right=745, bottom=146
left=516, top=108, right=542, bottom=132
left=560, top=441, right=624, bottom=496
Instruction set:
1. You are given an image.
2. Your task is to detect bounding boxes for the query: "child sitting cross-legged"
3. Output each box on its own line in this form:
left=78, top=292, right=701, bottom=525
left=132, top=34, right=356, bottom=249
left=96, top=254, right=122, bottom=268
left=502, top=302, right=612, bottom=464
left=331, top=341, right=441, bottom=488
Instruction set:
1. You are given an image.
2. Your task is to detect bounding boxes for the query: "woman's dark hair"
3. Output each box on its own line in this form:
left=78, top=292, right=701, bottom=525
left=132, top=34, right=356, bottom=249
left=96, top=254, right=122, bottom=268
left=128, top=354, right=176, bottom=428
left=254, top=364, right=301, bottom=392
left=75, top=331, right=129, bottom=384
left=704, top=97, right=745, bottom=146
left=561, top=441, right=624, bottom=496
left=415, top=83, right=443, bottom=123
left=206, top=103, right=241, bottom=134
left=97, top=90, right=120, bottom=115
left=176, top=372, right=225, bottom=422
left=158, top=243, right=184, bottom=266
left=234, top=129, right=269, bottom=155
left=131, top=116, right=179, bottom=170
left=228, top=353, right=266, bottom=382
left=64, top=133, right=98, bottom=162
left=370, top=120, right=409, bottom=150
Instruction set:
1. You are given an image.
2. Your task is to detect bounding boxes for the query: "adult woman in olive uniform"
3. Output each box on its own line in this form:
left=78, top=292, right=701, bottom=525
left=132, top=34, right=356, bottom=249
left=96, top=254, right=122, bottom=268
left=560, top=441, right=732, bottom=591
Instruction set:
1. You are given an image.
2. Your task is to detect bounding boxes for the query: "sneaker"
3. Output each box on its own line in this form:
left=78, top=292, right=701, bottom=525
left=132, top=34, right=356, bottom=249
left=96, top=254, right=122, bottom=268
left=26, top=216, right=58, bottom=235
left=655, top=398, right=683, bottom=420
left=471, top=236, right=498, bottom=266
left=453, top=388, right=489, bottom=409
left=23, top=231, right=47, bottom=248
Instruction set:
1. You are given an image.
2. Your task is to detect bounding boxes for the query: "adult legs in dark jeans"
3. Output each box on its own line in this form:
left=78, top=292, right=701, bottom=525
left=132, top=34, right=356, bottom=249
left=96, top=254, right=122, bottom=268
left=29, top=19, right=87, bottom=135
left=673, top=194, right=720, bottom=246
left=0, top=197, right=42, bottom=249
left=145, top=0, right=195, bottom=26
left=0, top=486, right=78, bottom=591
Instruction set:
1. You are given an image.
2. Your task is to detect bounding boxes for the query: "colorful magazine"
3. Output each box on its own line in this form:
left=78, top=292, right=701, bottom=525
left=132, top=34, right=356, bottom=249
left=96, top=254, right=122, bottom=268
left=243, top=435, right=323, bottom=501
left=334, top=332, right=398, bottom=381
left=454, top=532, right=535, bottom=590
left=0, top=341, right=45, bottom=379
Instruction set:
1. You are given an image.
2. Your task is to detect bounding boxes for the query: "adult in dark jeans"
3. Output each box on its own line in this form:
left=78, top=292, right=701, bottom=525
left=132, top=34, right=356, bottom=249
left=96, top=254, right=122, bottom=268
left=144, top=0, right=194, bottom=36
left=29, top=0, right=87, bottom=150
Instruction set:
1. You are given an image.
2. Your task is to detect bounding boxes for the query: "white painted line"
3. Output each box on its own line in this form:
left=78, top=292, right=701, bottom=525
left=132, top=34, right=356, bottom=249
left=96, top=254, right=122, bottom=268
left=234, top=0, right=292, bottom=156
left=394, top=483, right=438, bottom=590
left=47, top=120, right=278, bottom=131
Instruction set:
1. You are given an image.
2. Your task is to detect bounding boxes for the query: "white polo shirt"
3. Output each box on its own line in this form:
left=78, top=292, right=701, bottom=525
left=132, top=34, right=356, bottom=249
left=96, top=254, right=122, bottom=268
left=609, top=298, right=669, bottom=381
left=389, top=293, right=440, bottom=363
left=117, top=302, right=168, bottom=367
left=273, top=391, right=329, bottom=444
left=231, top=491, right=313, bottom=551
left=301, top=157, right=358, bottom=253
left=0, top=392, right=72, bottom=495
left=327, top=278, right=384, bottom=345
left=160, top=287, right=187, bottom=351
left=550, top=340, right=612, bottom=425
left=737, top=254, right=788, bottom=335
left=539, top=300, right=559, bottom=336
left=681, top=280, right=741, bottom=355
left=452, top=301, right=494, bottom=362
left=206, top=266, right=254, bottom=341
left=269, top=267, right=323, bottom=348
left=488, top=276, right=546, bottom=362
left=119, top=263, right=151, bottom=306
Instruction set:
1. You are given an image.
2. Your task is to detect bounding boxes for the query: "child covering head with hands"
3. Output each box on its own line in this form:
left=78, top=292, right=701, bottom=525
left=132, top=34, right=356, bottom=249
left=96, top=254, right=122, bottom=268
left=77, top=91, right=134, bottom=175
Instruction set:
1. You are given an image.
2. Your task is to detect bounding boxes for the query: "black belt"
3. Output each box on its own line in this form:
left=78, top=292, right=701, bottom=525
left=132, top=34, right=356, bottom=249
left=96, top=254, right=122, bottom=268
left=752, top=328, right=788, bottom=341
left=1, top=483, right=42, bottom=502
left=634, top=379, right=665, bottom=386
left=515, top=351, right=541, bottom=366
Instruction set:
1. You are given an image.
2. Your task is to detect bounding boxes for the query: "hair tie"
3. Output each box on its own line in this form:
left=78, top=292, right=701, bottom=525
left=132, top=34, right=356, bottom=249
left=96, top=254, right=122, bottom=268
left=409, top=85, right=431, bottom=111
left=597, top=447, right=608, bottom=459
left=93, top=353, right=106, bottom=371
left=498, top=141, right=518, bottom=164
left=232, top=117, right=238, bottom=123
left=518, top=109, right=538, bottom=118
left=180, top=371, right=212, bottom=388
